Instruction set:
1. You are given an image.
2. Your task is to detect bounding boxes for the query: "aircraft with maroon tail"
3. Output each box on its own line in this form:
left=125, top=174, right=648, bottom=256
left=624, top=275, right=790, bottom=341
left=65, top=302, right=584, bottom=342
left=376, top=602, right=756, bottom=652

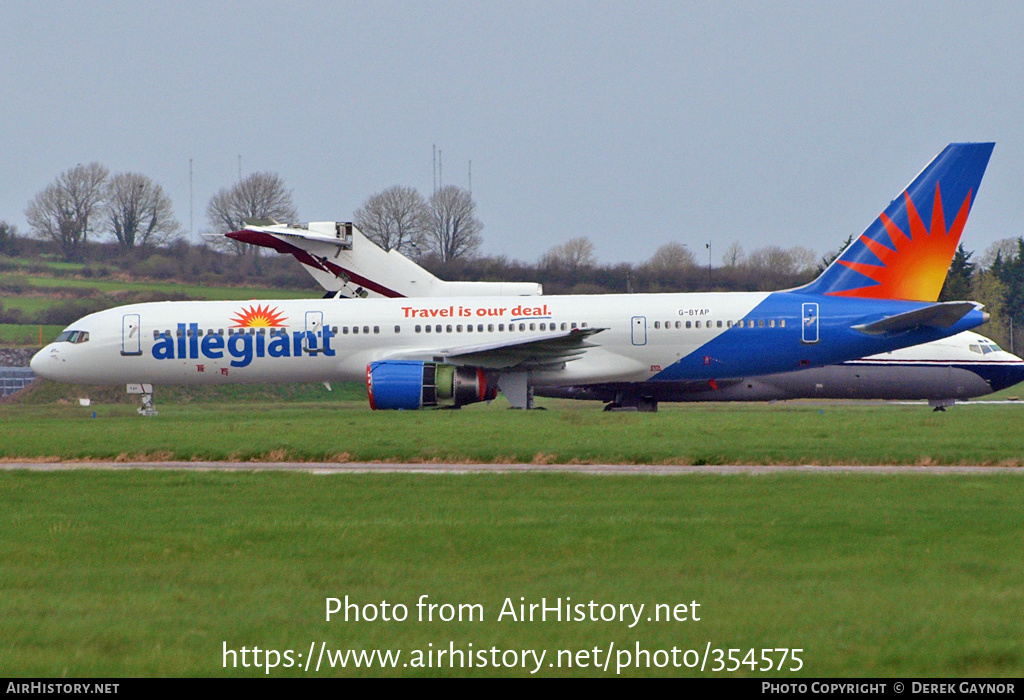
left=222, top=220, right=542, bottom=299
left=32, top=143, right=996, bottom=412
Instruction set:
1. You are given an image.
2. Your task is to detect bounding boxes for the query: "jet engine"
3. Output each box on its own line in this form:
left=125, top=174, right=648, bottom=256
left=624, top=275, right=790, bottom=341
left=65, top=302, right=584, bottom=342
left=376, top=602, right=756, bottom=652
left=366, top=361, right=498, bottom=410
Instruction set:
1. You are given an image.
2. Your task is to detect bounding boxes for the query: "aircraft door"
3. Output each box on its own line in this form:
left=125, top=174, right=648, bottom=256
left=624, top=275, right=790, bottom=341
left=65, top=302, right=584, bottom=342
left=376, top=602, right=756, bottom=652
left=305, top=311, right=323, bottom=354
left=801, top=303, right=819, bottom=344
left=121, top=314, right=142, bottom=356
left=631, top=316, right=647, bottom=346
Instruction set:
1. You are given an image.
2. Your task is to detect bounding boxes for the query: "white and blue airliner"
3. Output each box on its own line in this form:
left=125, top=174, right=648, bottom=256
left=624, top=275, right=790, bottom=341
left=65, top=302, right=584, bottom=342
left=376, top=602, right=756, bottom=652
left=32, top=143, right=1000, bottom=411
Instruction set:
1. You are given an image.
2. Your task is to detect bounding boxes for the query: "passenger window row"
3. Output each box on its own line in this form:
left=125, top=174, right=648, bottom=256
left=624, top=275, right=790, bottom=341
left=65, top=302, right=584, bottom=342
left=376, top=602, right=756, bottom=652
left=651, top=319, right=788, bottom=330
left=413, top=321, right=588, bottom=334
left=152, top=322, right=594, bottom=339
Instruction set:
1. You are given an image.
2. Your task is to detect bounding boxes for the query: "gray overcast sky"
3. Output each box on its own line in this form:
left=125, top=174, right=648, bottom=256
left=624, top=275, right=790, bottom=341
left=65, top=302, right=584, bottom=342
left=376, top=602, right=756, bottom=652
left=1, top=1, right=1021, bottom=264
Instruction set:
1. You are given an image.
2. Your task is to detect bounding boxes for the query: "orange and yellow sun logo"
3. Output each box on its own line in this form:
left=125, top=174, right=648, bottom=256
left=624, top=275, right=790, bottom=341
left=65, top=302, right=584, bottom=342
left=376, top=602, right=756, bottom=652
left=230, top=304, right=289, bottom=328
left=829, top=184, right=972, bottom=302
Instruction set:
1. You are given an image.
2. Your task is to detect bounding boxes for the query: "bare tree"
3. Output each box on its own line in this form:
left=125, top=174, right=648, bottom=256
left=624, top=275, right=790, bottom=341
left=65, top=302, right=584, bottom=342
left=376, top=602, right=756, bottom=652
left=105, top=172, right=181, bottom=250
left=646, top=242, right=695, bottom=275
left=425, top=185, right=482, bottom=262
left=747, top=246, right=801, bottom=275
left=26, top=162, right=109, bottom=260
left=354, top=185, right=428, bottom=254
left=721, top=241, right=744, bottom=267
left=541, top=236, right=597, bottom=273
left=980, top=237, right=1019, bottom=269
left=207, top=171, right=298, bottom=235
left=788, top=246, right=818, bottom=274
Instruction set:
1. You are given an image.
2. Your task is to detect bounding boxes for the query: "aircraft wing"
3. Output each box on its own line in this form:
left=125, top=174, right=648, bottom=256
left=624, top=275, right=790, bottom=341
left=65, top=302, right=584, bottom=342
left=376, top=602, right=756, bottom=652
left=383, top=327, right=605, bottom=370
left=852, top=301, right=985, bottom=335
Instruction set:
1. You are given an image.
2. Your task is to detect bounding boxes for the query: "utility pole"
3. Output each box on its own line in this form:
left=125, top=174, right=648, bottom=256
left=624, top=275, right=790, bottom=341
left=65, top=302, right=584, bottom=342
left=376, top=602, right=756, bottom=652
left=189, top=158, right=193, bottom=239
left=238, top=155, right=242, bottom=181
left=706, top=242, right=712, bottom=286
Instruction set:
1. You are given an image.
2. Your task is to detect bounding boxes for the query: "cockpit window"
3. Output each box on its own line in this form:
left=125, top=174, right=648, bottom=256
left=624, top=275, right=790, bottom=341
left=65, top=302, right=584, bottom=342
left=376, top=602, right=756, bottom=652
left=55, top=330, right=90, bottom=344
left=969, top=342, right=1001, bottom=355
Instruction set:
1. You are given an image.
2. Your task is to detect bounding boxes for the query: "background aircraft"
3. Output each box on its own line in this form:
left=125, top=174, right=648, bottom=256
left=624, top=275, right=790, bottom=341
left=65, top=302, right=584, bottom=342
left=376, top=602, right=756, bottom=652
left=31, top=143, right=995, bottom=412
left=225, top=220, right=541, bottom=299
left=538, top=331, right=1023, bottom=411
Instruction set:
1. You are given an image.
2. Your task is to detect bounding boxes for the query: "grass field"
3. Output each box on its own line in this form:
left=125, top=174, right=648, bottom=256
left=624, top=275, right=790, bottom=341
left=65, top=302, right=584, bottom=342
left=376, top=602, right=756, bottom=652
left=0, top=271, right=311, bottom=301
left=0, top=257, right=91, bottom=272
left=0, top=470, right=1021, bottom=677
left=3, top=388, right=1024, bottom=678
left=0, top=268, right=314, bottom=347
left=0, top=324, right=64, bottom=346
left=2, top=394, right=1023, bottom=465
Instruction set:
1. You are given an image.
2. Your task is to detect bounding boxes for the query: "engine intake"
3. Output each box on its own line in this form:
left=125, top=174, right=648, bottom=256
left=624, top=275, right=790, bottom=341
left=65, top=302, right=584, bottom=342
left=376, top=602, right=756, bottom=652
left=366, top=361, right=497, bottom=410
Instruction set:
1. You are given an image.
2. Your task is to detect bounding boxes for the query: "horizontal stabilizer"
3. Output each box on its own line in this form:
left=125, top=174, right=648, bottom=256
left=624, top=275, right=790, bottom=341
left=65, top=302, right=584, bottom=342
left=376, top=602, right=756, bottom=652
left=852, top=301, right=984, bottom=335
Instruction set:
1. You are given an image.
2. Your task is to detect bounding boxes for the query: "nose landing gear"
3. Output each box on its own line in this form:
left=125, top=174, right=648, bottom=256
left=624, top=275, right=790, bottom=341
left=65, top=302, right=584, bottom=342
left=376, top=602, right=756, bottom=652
left=127, top=383, right=158, bottom=416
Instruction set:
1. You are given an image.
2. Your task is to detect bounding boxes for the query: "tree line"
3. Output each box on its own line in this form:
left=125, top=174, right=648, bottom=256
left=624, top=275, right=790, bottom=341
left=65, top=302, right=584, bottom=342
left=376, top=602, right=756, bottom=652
left=937, top=240, right=1024, bottom=352
left=3, top=164, right=1022, bottom=352
left=23, top=164, right=180, bottom=260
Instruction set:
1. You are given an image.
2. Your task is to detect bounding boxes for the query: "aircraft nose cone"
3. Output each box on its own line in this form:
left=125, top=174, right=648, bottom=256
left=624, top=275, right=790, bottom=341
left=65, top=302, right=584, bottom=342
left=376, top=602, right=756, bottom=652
left=29, top=347, right=44, bottom=373
left=30, top=345, right=58, bottom=379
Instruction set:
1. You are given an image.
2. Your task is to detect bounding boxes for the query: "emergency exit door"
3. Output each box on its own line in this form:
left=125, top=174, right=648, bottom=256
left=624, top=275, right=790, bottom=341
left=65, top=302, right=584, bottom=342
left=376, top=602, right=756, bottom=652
left=631, top=316, right=647, bottom=345
left=305, top=311, right=323, bottom=354
left=121, top=314, right=141, bottom=356
left=802, top=303, right=819, bottom=344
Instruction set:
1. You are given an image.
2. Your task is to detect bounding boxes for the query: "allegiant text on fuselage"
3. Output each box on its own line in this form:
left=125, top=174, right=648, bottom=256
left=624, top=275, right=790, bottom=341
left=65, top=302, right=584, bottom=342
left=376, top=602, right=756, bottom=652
left=152, top=323, right=334, bottom=367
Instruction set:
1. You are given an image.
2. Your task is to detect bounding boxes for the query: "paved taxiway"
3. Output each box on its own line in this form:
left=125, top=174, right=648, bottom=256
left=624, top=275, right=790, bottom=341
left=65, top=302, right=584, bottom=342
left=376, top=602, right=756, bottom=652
left=1, top=461, right=1022, bottom=475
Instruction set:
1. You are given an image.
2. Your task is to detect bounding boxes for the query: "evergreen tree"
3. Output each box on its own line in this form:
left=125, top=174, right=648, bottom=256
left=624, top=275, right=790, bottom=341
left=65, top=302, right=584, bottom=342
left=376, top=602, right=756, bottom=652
left=991, top=238, right=1024, bottom=350
left=939, top=244, right=976, bottom=301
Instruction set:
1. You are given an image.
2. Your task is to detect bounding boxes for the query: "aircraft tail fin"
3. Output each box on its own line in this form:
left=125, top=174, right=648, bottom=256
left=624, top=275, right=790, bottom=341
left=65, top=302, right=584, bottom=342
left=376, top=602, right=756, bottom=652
left=801, top=142, right=994, bottom=302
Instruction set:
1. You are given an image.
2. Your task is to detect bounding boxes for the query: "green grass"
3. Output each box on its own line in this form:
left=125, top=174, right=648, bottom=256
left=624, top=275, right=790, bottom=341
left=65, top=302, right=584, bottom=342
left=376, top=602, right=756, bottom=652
left=2, top=397, right=1023, bottom=464
left=0, top=257, right=91, bottom=272
left=0, top=324, right=64, bottom=346
left=0, top=296, right=62, bottom=314
left=1, top=268, right=317, bottom=346
left=0, top=470, right=1021, bottom=676
left=0, top=271, right=311, bottom=300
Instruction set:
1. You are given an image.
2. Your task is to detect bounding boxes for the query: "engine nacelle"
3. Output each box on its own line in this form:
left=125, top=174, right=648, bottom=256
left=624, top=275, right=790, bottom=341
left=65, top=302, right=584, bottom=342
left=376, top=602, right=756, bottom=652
left=366, top=361, right=498, bottom=410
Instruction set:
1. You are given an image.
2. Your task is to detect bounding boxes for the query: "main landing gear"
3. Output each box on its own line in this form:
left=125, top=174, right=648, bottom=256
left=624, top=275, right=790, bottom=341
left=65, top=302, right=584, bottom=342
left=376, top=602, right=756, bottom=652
left=603, top=392, right=658, bottom=412
left=498, top=372, right=544, bottom=409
